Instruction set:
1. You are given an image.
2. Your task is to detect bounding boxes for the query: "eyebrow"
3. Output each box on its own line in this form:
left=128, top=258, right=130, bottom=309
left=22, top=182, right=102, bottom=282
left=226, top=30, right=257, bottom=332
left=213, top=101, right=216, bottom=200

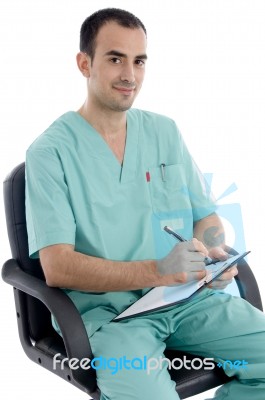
left=104, top=50, right=148, bottom=60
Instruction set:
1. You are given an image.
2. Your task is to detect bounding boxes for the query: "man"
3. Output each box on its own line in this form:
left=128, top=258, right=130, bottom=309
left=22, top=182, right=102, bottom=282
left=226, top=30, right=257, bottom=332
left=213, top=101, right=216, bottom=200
left=26, top=8, right=265, bottom=400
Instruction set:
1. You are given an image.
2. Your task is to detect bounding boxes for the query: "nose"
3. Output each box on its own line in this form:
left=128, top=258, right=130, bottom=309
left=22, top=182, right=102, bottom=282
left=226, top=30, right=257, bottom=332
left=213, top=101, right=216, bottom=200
left=120, top=62, right=135, bottom=83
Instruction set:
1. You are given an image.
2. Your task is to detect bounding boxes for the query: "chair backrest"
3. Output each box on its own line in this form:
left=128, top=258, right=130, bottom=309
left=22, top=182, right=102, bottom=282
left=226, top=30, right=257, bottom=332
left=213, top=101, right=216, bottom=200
left=3, top=163, right=55, bottom=339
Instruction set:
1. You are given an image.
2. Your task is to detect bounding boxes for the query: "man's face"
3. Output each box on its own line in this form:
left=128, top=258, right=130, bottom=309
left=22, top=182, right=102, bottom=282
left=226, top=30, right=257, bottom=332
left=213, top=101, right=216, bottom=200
left=87, top=22, right=147, bottom=112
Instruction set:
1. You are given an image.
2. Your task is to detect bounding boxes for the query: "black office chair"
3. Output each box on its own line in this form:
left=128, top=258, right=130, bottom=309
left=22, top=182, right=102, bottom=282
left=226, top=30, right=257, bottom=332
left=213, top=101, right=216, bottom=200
left=2, top=162, right=263, bottom=399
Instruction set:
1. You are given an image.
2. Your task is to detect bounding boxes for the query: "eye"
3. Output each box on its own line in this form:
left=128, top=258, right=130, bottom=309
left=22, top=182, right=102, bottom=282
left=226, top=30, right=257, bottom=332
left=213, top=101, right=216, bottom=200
left=135, top=59, right=145, bottom=67
left=110, top=57, right=122, bottom=64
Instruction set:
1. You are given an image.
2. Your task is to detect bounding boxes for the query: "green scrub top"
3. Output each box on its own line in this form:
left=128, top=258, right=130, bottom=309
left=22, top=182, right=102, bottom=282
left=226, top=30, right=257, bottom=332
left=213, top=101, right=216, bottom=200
left=25, top=109, right=216, bottom=337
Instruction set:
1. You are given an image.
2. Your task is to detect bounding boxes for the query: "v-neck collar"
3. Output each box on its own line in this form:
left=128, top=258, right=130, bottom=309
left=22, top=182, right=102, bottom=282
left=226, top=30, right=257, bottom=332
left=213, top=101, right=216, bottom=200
left=69, top=110, right=139, bottom=184
left=120, top=110, right=139, bottom=183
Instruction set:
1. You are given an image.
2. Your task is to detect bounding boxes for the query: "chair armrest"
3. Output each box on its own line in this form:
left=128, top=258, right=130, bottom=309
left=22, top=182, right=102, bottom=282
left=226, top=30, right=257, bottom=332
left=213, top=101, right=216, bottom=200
left=2, top=258, right=97, bottom=390
left=225, top=246, right=263, bottom=311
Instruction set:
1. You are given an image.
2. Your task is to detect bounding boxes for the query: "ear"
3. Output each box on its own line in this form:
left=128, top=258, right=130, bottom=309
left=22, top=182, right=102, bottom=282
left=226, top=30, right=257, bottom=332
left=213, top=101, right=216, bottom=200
left=76, top=52, right=91, bottom=78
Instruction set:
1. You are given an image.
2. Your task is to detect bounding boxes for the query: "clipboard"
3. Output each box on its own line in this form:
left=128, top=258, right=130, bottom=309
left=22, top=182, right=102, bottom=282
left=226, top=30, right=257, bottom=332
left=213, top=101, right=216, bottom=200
left=113, top=251, right=250, bottom=321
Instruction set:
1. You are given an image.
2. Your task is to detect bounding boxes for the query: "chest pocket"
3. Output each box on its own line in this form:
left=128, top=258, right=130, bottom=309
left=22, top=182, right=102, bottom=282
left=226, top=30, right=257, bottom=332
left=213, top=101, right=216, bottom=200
left=148, top=163, right=191, bottom=214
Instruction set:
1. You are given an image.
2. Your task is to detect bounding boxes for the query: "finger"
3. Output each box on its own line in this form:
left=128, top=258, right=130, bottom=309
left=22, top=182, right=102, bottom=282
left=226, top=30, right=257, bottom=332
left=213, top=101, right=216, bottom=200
left=219, top=266, right=238, bottom=280
left=189, top=252, right=207, bottom=262
left=174, top=241, right=206, bottom=257
left=189, top=238, right=209, bottom=256
left=186, top=269, right=206, bottom=282
left=173, top=270, right=206, bottom=284
left=208, top=247, right=228, bottom=261
left=208, top=279, right=233, bottom=289
left=189, top=261, right=206, bottom=271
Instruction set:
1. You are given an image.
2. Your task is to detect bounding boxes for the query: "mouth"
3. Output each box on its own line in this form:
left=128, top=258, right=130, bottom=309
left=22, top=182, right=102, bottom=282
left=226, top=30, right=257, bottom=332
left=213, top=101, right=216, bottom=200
left=113, top=86, right=136, bottom=96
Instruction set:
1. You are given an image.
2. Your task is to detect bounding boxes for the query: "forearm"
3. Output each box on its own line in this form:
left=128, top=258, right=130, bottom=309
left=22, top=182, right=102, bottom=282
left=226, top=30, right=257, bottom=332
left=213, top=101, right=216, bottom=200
left=194, top=213, right=238, bottom=289
left=193, top=212, right=226, bottom=250
left=40, top=244, right=174, bottom=291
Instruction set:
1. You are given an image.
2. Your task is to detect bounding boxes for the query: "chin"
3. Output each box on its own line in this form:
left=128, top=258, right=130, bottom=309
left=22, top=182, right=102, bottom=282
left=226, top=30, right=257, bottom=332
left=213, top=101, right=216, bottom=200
left=111, top=101, right=135, bottom=112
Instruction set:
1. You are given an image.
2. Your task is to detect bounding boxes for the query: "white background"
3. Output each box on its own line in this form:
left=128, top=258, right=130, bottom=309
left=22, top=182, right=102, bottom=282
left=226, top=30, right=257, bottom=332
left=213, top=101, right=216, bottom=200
left=1, top=0, right=264, bottom=399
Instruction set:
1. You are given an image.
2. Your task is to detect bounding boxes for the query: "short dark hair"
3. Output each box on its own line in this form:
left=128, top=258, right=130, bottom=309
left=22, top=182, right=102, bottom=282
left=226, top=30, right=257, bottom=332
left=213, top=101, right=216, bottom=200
left=80, top=8, right=147, bottom=61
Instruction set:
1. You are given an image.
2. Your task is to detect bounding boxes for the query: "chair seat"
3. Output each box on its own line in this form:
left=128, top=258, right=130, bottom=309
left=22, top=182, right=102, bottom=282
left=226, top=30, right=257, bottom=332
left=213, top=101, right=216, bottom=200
left=165, top=350, right=231, bottom=398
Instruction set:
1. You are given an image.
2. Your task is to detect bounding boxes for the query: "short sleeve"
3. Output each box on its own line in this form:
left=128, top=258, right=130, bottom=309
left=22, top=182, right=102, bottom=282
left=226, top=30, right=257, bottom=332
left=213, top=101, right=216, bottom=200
left=26, top=148, right=76, bottom=258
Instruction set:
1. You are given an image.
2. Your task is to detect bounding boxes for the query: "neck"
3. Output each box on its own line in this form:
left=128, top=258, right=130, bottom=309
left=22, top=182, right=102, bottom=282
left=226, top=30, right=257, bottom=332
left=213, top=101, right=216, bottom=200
left=77, top=99, right=127, bottom=139
left=77, top=99, right=127, bottom=165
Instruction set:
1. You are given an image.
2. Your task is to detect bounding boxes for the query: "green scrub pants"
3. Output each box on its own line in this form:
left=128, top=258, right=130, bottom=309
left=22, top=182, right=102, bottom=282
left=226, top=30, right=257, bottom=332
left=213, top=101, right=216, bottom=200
left=89, top=289, right=265, bottom=399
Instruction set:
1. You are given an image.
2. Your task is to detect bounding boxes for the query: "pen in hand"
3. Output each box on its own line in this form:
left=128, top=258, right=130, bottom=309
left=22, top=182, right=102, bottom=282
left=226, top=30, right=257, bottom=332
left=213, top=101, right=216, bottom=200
left=163, top=226, right=214, bottom=265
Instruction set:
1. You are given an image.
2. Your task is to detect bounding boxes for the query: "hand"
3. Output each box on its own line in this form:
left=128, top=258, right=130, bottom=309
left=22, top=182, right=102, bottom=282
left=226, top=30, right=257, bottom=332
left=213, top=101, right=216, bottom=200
left=156, top=239, right=208, bottom=283
left=207, top=247, right=238, bottom=290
